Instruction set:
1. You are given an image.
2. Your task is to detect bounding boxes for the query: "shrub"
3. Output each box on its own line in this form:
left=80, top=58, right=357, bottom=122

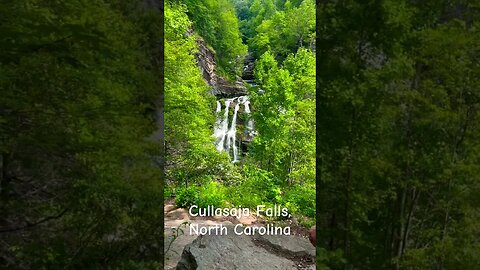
left=197, top=181, right=227, bottom=208
left=229, top=165, right=281, bottom=208
left=284, top=185, right=316, bottom=218
left=175, top=185, right=199, bottom=208
left=164, top=185, right=173, bottom=198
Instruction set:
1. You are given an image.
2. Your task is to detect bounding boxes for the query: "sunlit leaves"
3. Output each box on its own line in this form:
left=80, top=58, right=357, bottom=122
left=249, top=49, right=315, bottom=186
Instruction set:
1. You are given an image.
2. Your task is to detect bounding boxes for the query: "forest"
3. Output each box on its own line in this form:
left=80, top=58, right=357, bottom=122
left=164, top=0, right=316, bottom=231
left=2, top=0, right=480, bottom=269
left=0, top=0, right=164, bottom=268
left=317, top=1, right=480, bottom=269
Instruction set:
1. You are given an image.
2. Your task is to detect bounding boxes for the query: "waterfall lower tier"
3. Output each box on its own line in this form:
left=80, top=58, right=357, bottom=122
left=214, top=95, right=253, bottom=162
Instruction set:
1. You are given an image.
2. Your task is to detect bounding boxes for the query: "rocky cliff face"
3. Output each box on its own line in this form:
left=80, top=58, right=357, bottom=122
left=196, top=38, right=247, bottom=97
left=196, top=38, right=217, bottom=87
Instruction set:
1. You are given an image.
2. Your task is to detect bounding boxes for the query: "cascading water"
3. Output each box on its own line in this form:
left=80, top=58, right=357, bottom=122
left=214, top=95, right=253, bottom=162
left=243, top=99, right=255, bottom=138
left=215, top=99, right=231, bottom=152
left=216, top=100, right=221, bottom=113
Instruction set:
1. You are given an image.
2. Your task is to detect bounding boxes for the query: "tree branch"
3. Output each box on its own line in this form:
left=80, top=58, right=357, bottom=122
left=0, top=208, right=69, bottom=233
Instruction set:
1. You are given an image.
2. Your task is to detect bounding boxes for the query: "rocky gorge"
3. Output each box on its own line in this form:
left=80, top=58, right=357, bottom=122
left=196, top=38, right=256, bottom=162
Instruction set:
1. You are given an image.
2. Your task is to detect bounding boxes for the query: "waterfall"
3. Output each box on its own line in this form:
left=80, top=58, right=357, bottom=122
left=244, top=100, right=250, bottom=113
left=228, top=102, right=240, bottom=162
left=215, top=99, right=231, bottom=152
left=216, top=100, right=221, bottom=113
left=214, top=95, right=253, bottom=162
left=244, top=100, right=255, bottom=137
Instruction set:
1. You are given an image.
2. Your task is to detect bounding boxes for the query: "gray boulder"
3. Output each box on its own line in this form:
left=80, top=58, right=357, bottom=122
left=176, top=225, right=315, bottom=270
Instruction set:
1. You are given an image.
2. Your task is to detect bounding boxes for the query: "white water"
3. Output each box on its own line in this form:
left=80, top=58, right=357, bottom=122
left=243, top=100, right=255, bottom=137
left=214, top=95, right=253, bottom=162
left=215, top=99, right=231, bottom=152
left=216, top=100, right=221, bottom=113
left=228, top=102, right=240, bottom=162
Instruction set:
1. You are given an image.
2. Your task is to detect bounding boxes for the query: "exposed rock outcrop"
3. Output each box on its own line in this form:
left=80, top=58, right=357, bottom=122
left=196, top=38, right=246, bottom=97
left=214, top=76, right=247, bottom=97
left=176, top=225, right=315, bottom=270
left=196, top=38, right=217, bottom=87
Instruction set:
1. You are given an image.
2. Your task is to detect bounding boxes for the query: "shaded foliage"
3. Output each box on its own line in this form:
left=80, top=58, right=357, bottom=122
left=0, top=0, right=163, bottom=268
left=318, top=0, right=480, bottom=268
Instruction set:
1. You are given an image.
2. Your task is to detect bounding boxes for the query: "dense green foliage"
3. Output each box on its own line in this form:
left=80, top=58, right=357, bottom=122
left=240, top=0, right=316, bottom=222
left=165, top=0, right=316, bottom=227
left=249, top=0, right=315, bottom=59
left=6, top=0, right=478, bottom=268
left=246, top=48, right=316, bottom=218
left=164, top=2, right=239, bottom=193
left=318, top=1, right=480, bottom=269
left=0, top=0, right=163, bottom=268
left=165, top=3, right=225, bottom=186
left=181, top=0, right=248, bottom=77
left=233, top=0, right=315, bottom=59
